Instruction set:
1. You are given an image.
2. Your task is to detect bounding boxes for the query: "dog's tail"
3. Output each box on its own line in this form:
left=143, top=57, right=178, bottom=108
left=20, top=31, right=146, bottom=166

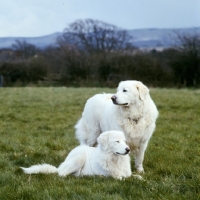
left=20, top=164, right=57, bottom=174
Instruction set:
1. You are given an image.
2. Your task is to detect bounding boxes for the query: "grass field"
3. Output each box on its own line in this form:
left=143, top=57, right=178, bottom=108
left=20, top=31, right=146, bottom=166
left=0, top=87, right=199, bottom=200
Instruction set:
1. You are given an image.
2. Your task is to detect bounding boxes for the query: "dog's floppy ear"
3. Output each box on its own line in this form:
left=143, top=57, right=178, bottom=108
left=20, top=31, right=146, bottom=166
left=97, top=133, right=110, bottom=151
left=136, top=81, right=149, bottom=101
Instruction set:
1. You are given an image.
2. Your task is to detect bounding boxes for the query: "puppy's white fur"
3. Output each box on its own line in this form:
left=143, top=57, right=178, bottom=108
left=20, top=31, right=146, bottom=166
left=21, top=131, right=132, bottom=179
left=75, top=80, right=159, bottom=173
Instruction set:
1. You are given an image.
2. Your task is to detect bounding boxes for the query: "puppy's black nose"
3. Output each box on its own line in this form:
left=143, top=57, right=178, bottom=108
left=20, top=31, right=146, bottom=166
left=125, top=147, right=130, bottom=153
left=111, top=95, right=116, bottom=102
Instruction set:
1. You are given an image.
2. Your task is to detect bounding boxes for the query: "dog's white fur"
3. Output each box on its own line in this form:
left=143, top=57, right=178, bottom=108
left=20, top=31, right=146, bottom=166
left=75, top=80, right=159, bottom=173
left=21, top=131, right=133, bottom=179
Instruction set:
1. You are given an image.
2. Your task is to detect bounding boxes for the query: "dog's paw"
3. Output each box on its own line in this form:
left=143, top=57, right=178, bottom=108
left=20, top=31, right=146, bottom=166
left=132, top=174, right=144, bottom=181
left=136, top=166, right=144, bottom=174
left=114, top=176, right=123, bottom=180
left=58, top=171, right=67, bottom=177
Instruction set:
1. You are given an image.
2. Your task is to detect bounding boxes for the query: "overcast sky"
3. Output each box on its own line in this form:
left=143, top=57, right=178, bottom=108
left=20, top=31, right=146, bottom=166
left=0, top=0, right=200, bottom=37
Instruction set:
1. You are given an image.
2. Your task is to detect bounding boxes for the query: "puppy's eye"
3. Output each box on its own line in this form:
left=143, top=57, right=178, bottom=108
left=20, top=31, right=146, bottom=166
left=116, top=141, right=119, bottom=143
left=123, top=89, right=127, bottom=92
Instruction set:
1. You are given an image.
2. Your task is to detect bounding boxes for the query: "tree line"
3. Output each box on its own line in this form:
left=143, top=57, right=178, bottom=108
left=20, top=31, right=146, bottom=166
left=0, top=19, right=200, bottom=87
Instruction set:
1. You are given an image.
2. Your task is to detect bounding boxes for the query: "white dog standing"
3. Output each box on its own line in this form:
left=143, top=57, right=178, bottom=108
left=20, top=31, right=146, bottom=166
left=21, top=131, right=132, bottom=179
left=75, top=80, right=159, bottom=173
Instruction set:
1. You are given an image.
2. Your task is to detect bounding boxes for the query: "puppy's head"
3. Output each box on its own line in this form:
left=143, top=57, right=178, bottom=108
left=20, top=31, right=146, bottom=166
left=97, top=131, right=130, bottom=155
left=111, top=80, right=149, bottom=106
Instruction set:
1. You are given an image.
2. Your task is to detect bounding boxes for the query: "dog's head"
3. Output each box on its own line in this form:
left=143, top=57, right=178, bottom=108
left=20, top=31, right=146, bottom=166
left=97, top=131, right=130, bottom=155
left=111, top=80, right=149, bottom=106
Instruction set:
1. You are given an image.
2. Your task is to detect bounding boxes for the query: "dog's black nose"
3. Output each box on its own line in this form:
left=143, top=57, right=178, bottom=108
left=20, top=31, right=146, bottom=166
left=125, top=147, right=130, bottom=153
left=111, top=95, right=117, bottom=102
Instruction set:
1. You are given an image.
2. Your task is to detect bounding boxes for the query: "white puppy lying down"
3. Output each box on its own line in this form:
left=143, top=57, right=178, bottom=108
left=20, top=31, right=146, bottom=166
left=21, top=131, right=138, bottom=180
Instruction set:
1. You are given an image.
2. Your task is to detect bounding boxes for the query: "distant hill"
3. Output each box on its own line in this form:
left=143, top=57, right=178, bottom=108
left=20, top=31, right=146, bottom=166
left=129, top=27, right=200, bottom=50
left=0, top=32, right=61, bottom=50
left=0, top=27, right=199, bottom=50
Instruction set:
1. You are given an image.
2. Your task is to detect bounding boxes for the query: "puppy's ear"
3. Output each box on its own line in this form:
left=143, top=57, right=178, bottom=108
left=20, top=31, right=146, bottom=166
left=97, top=133, right=110, bottom=151
left=136, top=81, right=149, bottom=101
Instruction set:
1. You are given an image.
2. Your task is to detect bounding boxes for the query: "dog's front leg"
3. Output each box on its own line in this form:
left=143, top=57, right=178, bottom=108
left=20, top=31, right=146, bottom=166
left=134, top=141, right=148, bottom=173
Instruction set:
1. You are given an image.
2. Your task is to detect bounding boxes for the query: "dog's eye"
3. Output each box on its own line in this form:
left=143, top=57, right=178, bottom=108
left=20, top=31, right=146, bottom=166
left=115, top=141, right=120, bottom=143
left=123, top=89, right=127, bottom=92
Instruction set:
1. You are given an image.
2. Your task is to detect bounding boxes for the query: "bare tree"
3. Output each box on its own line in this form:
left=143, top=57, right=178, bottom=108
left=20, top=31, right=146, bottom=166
left=12, top=40, right=37, bottom=59
left=175, top=33, right=200, bottom=55
left=172, top=33, right=200, bottom=86
left=57, top=19, right=135, bottom=53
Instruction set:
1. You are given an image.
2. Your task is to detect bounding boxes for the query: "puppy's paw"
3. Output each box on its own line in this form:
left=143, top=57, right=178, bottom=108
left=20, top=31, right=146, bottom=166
left=58, top=170, right=67, bottom=177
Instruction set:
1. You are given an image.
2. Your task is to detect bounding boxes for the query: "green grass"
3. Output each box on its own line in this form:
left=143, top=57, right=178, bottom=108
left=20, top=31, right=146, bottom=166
left=0, top=87, right=199, bottom=200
